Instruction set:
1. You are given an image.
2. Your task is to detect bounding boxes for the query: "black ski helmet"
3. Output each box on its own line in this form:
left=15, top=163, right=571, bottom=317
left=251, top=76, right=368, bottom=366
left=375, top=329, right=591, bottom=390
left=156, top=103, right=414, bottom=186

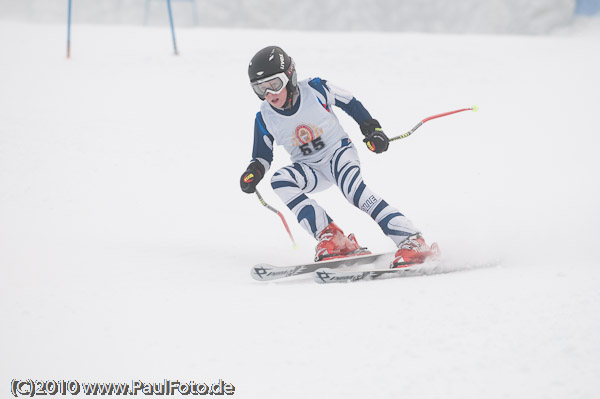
left=248, top=46, right=297, bottom=104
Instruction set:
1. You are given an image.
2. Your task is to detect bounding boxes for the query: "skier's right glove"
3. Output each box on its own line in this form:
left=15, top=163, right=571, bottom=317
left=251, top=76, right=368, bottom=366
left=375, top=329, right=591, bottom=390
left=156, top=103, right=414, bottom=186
left=360, top=118, right=389, bottom=154
left=240, top=161, right=265, bottom=194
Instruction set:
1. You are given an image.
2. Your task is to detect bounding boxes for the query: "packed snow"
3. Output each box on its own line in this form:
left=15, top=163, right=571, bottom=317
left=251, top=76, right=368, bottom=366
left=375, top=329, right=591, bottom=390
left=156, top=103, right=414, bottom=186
left=1, top=18, right=600, bottom=399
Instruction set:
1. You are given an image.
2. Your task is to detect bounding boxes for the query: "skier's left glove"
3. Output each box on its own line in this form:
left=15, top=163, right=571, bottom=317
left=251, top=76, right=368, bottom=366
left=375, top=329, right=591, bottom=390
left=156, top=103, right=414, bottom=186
left=240, top=161, right=265, bottom=194
left=360, top=118, right=389, bottom=154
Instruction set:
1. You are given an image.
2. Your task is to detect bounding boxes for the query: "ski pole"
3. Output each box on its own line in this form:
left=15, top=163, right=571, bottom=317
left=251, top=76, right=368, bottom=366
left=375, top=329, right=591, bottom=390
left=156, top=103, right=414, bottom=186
left=389, top=106, right=478, bottom=142
left=66, top=0, right=72, bottom=58
left=255, top=189, right=297, bottom=249
left=166, top=0, right=179, bottom=55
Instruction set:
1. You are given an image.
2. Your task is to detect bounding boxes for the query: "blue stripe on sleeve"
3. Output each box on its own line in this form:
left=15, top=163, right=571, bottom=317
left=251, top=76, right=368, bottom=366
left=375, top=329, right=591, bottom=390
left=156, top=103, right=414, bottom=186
left=335, top=97, right=372, bottom=124
left=256, top=112, right=270, bottom=136
left=308, top=77, right=332, bottom=112
left=252, top=112, right=274, bottom=165
left=308, top=77, right=328, bottom=99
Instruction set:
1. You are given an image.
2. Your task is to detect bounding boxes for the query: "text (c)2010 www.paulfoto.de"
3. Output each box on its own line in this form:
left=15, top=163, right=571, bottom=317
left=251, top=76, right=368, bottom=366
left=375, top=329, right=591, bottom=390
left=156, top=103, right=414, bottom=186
left=10, top=379, right=236, bottom=396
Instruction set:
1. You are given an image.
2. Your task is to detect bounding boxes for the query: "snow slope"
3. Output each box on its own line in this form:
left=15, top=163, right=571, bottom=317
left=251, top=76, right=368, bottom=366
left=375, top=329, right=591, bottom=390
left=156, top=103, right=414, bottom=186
left=1, top=21, right=600, bottom=398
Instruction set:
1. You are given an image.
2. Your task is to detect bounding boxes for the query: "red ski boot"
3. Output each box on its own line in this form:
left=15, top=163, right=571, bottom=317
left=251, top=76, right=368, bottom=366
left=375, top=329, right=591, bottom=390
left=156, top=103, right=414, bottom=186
left=391, top=234, right=440, bottom=268
left=314, top=222, right=366, bottom=262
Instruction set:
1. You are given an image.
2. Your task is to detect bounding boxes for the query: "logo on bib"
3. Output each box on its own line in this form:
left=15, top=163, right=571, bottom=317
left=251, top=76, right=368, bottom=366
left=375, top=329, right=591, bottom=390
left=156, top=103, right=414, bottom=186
left=293, top=124, right=323, bottom=146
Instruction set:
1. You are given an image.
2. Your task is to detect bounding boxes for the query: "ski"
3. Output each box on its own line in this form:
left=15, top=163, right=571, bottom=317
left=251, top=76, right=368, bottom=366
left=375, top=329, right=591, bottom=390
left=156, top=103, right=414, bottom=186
left=313, top=261, right=442, bottom=284
left=313, top=258, right=500, bottom=283
left=251, top=251, right=394, bottom=281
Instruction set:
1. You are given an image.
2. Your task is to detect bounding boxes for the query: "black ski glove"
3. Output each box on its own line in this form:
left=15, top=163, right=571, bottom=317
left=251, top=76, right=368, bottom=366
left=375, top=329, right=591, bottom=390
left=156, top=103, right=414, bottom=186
left=360, top=118, right=389, bottom=154
left=240, top=161, right=265, bottom=194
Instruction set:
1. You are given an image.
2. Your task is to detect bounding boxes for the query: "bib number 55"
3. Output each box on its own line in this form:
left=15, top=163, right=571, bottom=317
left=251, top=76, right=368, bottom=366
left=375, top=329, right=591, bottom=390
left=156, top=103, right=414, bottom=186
left=299, top=137, right=325, bottom=156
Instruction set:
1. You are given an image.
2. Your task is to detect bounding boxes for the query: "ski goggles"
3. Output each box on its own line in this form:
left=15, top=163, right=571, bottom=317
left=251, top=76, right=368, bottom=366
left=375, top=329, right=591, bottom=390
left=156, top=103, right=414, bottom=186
left=251, top=72, right=289, bottom=99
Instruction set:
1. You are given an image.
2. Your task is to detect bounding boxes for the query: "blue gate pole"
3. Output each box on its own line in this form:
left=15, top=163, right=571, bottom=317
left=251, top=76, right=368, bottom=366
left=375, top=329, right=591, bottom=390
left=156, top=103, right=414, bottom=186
left=166, top=0, right=179, bottom=55
left=67, top=0, right=72, bottom=58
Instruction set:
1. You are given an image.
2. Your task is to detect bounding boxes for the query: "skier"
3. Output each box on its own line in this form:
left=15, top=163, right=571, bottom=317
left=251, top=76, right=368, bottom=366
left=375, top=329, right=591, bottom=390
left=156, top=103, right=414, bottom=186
left=240, top=46, right=438, bottom=268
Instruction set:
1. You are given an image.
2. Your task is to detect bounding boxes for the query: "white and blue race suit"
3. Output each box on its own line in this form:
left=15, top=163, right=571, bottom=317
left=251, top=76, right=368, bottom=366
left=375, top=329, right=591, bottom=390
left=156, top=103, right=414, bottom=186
left=249, top=77, right=418, bottom=245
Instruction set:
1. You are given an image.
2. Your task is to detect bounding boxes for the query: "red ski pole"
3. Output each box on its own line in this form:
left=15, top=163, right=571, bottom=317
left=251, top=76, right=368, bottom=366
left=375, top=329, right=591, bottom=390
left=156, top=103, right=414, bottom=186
left=255, top=189, right=297, bottom=249
left=389, top=106, right=478, bottom=142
